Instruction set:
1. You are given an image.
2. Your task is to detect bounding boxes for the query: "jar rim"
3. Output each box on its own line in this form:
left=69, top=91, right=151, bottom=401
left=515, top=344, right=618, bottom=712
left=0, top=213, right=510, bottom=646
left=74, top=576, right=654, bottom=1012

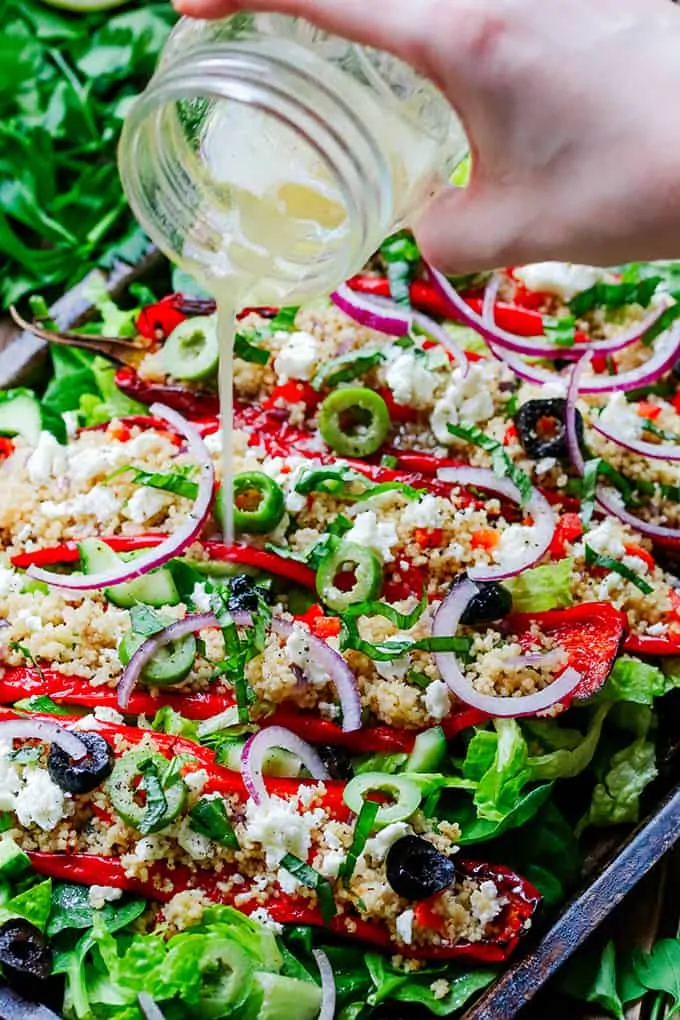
left=120, top=41, right=393, bottom=295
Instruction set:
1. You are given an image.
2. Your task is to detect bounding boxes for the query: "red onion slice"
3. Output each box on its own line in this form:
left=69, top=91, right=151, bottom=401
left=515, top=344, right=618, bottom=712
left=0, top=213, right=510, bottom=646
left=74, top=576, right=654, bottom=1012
left=241, top=725, right=330, bottom=803
left=313, top=949, right=336, bottom=1020
left=412, top=310, right=468, bottom=378
left=437, top=467, right=555, bottom=581
left=28, top=403, right=215, bottom=592
left=590, top=416, right=680, bottom=462
left=596, top=486, right=680, bottom=543
left=271, top=618, right=362, bottom=732
left=486, top=317, right=680, bottom=395
left=330, top=284, right=412, bottom=337
left=0, top=719, right=87, bottom=760
left=565, top=355, right=590, bottom=477
left=432, top=579, right=582, bottom=716
left=480, top=273, right=671, bottom=359
left=138, top=995, right=166, bottom=1020
left=117, top=611, right=251, bottom=710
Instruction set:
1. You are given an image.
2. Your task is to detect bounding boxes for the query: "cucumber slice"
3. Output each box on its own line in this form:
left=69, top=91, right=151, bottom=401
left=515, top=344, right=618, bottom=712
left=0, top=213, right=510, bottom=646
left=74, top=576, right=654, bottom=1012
left=0, top=391, right=43, bottom=447
left=118, top=629, right=197, bottom=686
left=79, top=539, right=180, bottom=609
left=162, top=315, right=219, bottom=382
left=406, top=726, right=447, bottom=774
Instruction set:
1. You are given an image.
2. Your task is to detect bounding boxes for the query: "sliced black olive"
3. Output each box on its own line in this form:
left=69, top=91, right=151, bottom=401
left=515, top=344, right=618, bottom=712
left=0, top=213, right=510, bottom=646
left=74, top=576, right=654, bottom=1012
left=228, top=574, right=261, bottom=613
left=0, top=920, right=52, bottom=991
left=316, top=745, right=354, bottom=781
left=515, top=398, right=583, bottom=460
left=47, top=732, right=114, bottom=794
left=454, top=575, right=512, bottom=625
left=385, top=835, right=455, bottom=901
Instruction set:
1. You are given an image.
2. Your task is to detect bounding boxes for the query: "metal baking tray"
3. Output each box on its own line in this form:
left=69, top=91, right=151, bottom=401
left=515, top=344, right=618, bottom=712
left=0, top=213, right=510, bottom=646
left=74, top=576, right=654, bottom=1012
left=2, top=251, right=680, bottom=1020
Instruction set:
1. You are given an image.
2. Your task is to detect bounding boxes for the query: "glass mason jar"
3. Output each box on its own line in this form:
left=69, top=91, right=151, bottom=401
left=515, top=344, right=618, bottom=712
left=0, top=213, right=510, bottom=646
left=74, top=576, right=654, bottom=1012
left=119, top=13, right=468, bottom=305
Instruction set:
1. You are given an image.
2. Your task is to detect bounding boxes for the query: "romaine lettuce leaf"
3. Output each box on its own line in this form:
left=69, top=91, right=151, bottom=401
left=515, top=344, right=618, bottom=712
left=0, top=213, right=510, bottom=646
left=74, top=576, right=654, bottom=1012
left=600, top=656, right=669, bottom=706
left=527, top=704, right=611, bottom=781
left=502, top=558, right=574, bottom=613
left=578, top=739, right=657, bottom=831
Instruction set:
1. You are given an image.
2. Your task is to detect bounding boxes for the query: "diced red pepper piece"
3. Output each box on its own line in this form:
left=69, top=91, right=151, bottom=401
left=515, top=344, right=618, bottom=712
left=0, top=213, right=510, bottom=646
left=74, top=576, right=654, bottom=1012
left=375, top=387, right=419, bottom=424
left=264, top=382, right=321, bottom=413
left=623, top=633, right=680, bottom=655
left=471, top=528, right=500, bottom=552
left=114, top=367, right=220, bottom=419
left=506, top=602, right=626, bottom=700
left=635, top=400, right=662, bottom=420
left=623, top=543, right=656, bottom=573
left=549, top=513, right=584, bottom=560
left=413, top=528, right=443, bottom=549
left=0, top=437, right=15, bottom=459
left=136, top=296, right=187, bottom=340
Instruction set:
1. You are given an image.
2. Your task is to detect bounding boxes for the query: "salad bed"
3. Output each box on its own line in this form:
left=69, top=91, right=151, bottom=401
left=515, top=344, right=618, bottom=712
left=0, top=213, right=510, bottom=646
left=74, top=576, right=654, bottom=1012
left=1, top=246, right=680, bottom=1017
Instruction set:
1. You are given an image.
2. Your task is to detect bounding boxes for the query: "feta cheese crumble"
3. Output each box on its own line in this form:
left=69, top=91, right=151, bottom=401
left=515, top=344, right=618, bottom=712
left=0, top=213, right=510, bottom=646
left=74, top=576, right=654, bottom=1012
left=395, top=908, right=415, bottom=945
left=513, top=262, right=612, bottom=301
left=431, top=363, right=496, bottom=444
left=88, top=885, right=123, bottom=910
left=424, top=680, right=452, bottom=721
left=243, top=793, right=325, bottom=868
left=285, top=622, right=330, bottom=685
left=401, top=494, right=443, bottom=531
left=384, top=349, right=442, bottom=409
left=273, top=331, right=319, bottom=383
left=14, top=769, right=70, bottom=831
left=26, top=432, right=68, bottom=485
left=345, top=510, right=398, bottom=563
left=469, top=880, right=506, bottom=926
left=598, top=391, right=644, bottom=443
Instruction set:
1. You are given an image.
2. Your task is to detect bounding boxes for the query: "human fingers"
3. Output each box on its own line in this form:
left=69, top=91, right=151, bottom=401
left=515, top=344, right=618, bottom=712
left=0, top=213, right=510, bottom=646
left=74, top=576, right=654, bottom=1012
left=172, top=0, right=436, bottom=71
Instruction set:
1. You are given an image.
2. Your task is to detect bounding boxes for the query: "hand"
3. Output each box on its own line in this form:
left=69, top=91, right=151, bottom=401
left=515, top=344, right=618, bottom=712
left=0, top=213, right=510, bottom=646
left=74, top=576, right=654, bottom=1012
left=172, top=0, right=680, bottom=274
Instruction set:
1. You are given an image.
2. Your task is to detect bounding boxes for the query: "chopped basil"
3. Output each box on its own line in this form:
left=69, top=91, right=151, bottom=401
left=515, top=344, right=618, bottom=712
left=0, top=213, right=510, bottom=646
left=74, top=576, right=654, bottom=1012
left=295, top=466, right=370, bottom=496
left=355, top=481, right=421, bottom=502
left=569, top=277, right=662, bottom=318
left=234, top=333, right=271, bottom=366
left=119, top=466, right=199, bottom=501
left=580, top=458, right=602, bottom=527
left=584, top=545, right=654, bottom=595
left=381, top=454, right=398, bottom=468
left=268, top=307, right=300, bottom=331
left=12, top=694, right=72, bottom=716
left=189, top=796, right=239, bottom=849
left=380, top=230, right=420, bottom=307
left=343, top=594, right=427, bottom=629
left=642, top=419, right=680, bottom=443
left=8, top=746, right=42, bottom=765
left=446, top=422, right=533, bottom=505
left=129, top=604, right=168, bottom=638
left=137, top=758, right=170, bottom=836
left=295, top=466, right=419, bottom=503
left=312, top=350, right=384, bottom=391
left=338, top=800, right=380, bottom=884
left=209, top=586, right=268, bottom=724
left=340, top=617, right=472, bottom=661
left=8, top=642, right=44, bottom=680
left=279, top=853, right=337, bottom=924
left=406, top=670, right=432, bottom=689
left=640, top=301, right=680, bottom=347
left=544, top=315, right=576, bottom=347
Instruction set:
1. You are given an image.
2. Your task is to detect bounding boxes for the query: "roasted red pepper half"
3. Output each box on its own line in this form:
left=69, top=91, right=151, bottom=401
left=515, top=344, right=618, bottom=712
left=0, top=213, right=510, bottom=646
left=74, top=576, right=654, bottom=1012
left=347, top=275, right=546, bottom=337
left=115, top=366, right=220, bottom=419
left=18, top=713, right=539, bottom=962
left=0, top=668, right=485, bottom=753
left=10, top=537, right=316, bottom=590
left=505, top=602, right=626, bottom=701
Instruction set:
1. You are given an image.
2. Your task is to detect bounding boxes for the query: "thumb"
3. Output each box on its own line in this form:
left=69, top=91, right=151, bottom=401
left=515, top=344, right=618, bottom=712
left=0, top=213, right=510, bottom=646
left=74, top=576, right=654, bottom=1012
left=414, top=183, right=533, bottom=275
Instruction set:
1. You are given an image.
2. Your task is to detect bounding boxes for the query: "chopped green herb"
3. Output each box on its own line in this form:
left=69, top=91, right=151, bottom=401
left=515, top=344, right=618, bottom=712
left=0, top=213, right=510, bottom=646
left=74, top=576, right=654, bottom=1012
left=447, top=422, right=533, bottom=504
left=544, top=315, right=577, bottom=347
left=234, top=332, right=271, bottom=365
left=584, top=545, right=654, bottom=595
left=279, top=853, right=337, bottom=924
left=569, top=277, right=662, bottom=318
left=381, top=454, right=398, bottom=468
left=9, top=642, right=44, bottom=680
left=380, top=230, right=420, bottom=307
left=124, top=466, right=199, bottom=500
left=338, top=800, right=379, bottom=884
left=268, top=307, right=300, bottom=331
left=137, top=758, right=170, bottom=836
left=312, top=350, right=384, bottom=391
left=642, top=418, right=680, bottom=443
left=342, top=593, right=427, bottom=629
left=340, top=617, right=472, bottom=661
left=189, top=797, right=239, bottom=849
left=580, top=458, right=602, bottom=526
